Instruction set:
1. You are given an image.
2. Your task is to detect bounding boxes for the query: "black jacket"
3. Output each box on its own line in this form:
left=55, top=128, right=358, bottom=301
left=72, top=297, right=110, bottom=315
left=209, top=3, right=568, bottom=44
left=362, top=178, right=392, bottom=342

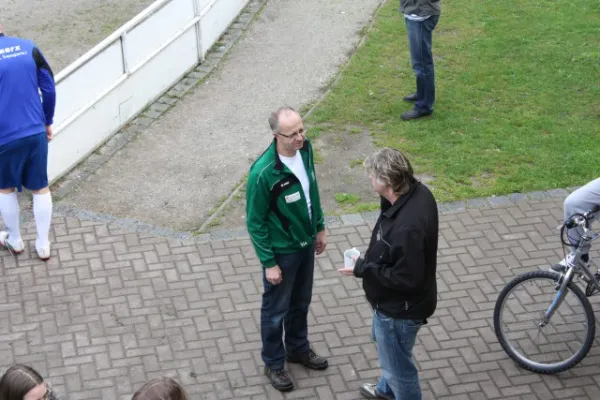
left=354, top=180, right=438, bottom=320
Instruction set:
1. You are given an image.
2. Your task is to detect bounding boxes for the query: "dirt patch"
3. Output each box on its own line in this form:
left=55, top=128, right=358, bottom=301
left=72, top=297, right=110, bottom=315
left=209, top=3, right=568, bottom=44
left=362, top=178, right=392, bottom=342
left=2, top=0, right=155, bottom=72
left=470, top=172, right=495, bottom=188
left=312, top=126, right=380, bottom=214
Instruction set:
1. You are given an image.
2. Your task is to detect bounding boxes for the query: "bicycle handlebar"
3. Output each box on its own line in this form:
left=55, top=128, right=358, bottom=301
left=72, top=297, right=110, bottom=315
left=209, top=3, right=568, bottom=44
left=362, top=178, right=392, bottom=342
left=564, top=205, right=600, bottom=230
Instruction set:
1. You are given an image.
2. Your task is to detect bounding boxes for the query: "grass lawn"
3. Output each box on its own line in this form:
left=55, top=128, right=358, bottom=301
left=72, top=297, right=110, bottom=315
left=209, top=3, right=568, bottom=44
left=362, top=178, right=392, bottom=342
left=307, top=0, right=600, bottom=202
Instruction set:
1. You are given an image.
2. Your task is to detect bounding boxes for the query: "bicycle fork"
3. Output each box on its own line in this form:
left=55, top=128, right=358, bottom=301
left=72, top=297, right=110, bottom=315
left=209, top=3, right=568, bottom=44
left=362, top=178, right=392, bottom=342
left=541, top=268, right=576, bottom=326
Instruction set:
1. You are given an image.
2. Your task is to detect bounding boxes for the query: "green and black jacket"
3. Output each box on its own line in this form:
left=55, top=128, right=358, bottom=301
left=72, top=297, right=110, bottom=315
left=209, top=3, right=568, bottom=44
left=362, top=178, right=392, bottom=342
left=246, top=139, right=325, bottom=268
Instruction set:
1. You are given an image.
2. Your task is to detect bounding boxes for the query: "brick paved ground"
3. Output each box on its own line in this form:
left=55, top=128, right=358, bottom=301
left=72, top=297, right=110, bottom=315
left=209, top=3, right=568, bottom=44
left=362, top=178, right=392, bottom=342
left=2, top=196, right=600, bottom=399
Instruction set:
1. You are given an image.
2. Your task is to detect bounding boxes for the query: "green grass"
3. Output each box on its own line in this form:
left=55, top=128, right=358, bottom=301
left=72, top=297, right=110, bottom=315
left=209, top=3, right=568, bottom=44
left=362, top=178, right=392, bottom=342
left=345, top=202, right=380, bottom=214
left=350, top=158, right=365, bottom=168
left=307, top=0, right=600, bottom=202
left=335, top=193, right=361, bottom=206
left=313, top=148, right=325, bottom=164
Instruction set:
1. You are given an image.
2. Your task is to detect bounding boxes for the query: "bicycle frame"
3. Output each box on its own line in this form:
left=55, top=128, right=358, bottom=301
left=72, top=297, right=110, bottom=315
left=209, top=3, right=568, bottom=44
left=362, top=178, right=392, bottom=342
left=543, top=213, right=600, bottom=323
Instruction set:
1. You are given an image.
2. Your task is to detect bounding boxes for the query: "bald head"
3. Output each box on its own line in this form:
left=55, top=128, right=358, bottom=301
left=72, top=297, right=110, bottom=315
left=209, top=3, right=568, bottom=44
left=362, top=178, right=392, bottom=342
left=268, top=106, right=300, bottom=134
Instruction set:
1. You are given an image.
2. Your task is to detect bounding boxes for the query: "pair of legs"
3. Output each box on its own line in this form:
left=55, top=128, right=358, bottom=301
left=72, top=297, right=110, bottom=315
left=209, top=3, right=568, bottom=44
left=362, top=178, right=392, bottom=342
left=402, top=15, right=439, bottom=119
left=261, top=245, right=315, bottom=370
left=369, top=310, right=423, bottom=400
left=550, top=178, right=600, bottom=273
left=563, top=178, right=600, bottom=251
left=261, top=244, right=328, bottom=391
left=0, top=133, right=53, bottom=259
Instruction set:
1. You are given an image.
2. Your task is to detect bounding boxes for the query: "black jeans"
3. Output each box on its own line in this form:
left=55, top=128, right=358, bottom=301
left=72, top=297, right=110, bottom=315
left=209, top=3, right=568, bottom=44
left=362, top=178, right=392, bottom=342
left=260, top=244, right=315, bottom=370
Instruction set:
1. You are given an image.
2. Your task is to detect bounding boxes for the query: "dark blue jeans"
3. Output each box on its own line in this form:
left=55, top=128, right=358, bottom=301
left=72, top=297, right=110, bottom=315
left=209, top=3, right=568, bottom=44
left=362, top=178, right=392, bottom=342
left=373, top=309, right=424, bottom=400
left=405, top=15, right=439, bottom=113
left=261, top=245, right=315, bottom=370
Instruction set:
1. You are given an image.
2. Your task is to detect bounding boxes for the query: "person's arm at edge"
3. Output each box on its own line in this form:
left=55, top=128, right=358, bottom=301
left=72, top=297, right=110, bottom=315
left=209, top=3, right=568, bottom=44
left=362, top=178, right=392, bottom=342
left=246, top=170, right=277, bottom=268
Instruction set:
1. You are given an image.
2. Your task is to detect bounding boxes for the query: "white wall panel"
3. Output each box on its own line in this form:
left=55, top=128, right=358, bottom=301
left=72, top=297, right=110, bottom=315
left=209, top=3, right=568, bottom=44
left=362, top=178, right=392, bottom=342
left=199, top=0, right=248, bottom=59
left=126, top=0, right=195, bottom=69
left=53, top=41, right=123, bottom=127
left=48, top=29, right=198, bottom=182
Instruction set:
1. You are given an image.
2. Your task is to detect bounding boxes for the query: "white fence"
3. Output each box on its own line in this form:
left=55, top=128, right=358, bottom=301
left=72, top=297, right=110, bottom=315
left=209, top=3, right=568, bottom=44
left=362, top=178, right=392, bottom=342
left=48, top=0, right=250, bottom=183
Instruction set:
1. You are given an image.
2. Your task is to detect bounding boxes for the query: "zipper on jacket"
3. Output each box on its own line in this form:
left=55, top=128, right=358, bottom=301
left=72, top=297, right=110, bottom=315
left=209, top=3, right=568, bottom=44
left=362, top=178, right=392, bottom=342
left=405, top=301, right=408, bottom=311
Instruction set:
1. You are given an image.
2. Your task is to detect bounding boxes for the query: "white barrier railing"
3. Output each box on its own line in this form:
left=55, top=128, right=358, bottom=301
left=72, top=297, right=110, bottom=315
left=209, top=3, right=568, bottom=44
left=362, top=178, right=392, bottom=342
left=48, top=0, right=250, bottom=183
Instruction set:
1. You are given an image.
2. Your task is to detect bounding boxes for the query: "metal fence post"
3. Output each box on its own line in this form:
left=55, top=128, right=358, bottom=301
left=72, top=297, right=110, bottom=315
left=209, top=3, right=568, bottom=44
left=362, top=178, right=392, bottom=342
left=192, top=0, right=204, bottom=62
left=120, top=32, right=130, bottom=74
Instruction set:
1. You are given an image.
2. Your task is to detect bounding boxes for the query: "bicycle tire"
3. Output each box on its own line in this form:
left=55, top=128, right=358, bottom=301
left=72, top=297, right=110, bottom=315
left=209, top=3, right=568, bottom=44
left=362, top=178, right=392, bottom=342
left=494, top=270, right=595, bottom=374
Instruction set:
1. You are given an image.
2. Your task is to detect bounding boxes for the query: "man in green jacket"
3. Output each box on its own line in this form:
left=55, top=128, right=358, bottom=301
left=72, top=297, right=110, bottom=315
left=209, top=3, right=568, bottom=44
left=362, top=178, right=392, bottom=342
left=246, top=106, right=328, bottom=392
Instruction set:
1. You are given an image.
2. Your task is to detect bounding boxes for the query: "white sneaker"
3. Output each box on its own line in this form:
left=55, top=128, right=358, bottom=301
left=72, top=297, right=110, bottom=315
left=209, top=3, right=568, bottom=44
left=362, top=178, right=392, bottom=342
left=0, top=231, right=24, bottom=254
left=36, top=243, right=51, bottom=261
left=550, top=252, right=590, bottom=273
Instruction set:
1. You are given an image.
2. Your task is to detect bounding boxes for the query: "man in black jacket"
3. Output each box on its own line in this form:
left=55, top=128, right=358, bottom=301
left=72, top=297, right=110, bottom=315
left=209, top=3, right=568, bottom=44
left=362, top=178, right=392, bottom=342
left=339, top=148, right=438, bottom=400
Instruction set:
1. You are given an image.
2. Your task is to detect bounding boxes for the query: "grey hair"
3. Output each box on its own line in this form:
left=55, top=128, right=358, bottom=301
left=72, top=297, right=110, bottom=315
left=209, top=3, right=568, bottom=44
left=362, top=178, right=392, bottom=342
left=268, top=106, right=297, bottom=133
left=364, top=148, right=414, bottom=195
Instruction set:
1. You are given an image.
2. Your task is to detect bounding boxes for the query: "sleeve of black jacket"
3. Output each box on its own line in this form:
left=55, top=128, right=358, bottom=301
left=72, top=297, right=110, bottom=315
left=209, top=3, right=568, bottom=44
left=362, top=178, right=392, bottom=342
left=32, top=47, right=56, bottom=125
left=353, top=226, right=425, bottom=293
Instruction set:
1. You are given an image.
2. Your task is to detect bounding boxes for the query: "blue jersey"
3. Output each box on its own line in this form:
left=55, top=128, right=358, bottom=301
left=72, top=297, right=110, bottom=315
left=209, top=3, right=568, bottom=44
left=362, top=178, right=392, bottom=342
left=0, top=33, right=56, bottom=146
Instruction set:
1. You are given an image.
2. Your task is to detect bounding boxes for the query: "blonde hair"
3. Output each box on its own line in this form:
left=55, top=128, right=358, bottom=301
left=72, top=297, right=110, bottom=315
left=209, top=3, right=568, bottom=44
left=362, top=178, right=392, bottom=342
left=364, top=148, right=414, bottom=195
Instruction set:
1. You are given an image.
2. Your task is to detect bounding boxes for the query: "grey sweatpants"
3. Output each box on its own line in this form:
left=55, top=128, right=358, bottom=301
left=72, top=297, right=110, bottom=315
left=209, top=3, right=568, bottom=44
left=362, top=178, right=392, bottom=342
left=564, top=178, right=600, bottom=250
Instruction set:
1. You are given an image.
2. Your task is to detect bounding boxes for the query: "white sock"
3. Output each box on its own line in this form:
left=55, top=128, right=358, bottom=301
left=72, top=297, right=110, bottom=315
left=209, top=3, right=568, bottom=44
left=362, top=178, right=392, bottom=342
left=33, top=192, right=52, bottom=249
left=0, top=191, right=21, bottom=244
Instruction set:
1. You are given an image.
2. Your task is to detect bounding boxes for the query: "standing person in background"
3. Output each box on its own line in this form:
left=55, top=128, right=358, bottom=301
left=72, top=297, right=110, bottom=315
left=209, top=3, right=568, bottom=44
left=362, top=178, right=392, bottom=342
left=246, top=106, right=328, bottom=392
left=399, top=0, right=442, bottom=121
left=0, top=24, right=56, bottom=260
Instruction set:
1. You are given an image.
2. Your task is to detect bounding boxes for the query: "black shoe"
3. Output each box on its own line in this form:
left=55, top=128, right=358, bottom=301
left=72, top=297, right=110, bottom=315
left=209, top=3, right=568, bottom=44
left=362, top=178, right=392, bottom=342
left=401, top=108, right=433, bottom=120
left=359, top=383, right=394, bottom=400
left=286, top=349, right=328, bottom=370
left=264, top=367, right=294, bottom=392
left=403, top=93, right=417, bottom=102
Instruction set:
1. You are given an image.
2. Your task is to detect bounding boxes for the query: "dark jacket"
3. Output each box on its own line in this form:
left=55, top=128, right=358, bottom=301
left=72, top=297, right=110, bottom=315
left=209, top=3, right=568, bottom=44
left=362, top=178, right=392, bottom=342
left=354, top=180, right=438, bottom=320
left=399, top=0, right=441, bottom=17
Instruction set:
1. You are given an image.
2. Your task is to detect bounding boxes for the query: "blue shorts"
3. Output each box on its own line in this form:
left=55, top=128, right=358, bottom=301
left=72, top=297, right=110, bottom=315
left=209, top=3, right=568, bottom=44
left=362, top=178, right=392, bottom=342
left=0, top=133, right=49, bottom=192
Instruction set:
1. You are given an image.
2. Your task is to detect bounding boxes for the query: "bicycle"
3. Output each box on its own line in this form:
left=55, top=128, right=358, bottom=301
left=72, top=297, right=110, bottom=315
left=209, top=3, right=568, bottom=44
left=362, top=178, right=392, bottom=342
left=493, top=205, right=600, bottom=374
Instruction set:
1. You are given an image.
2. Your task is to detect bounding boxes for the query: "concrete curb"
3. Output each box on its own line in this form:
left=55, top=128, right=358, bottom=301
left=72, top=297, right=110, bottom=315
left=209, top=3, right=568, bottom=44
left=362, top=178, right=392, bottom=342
left=45, top=186, right=580, bottom=243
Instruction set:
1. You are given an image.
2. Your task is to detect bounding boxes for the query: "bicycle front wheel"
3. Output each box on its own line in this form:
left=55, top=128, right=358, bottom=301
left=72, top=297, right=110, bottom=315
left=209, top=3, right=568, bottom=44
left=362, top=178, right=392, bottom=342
left=494, top=270, right=595, bottom=374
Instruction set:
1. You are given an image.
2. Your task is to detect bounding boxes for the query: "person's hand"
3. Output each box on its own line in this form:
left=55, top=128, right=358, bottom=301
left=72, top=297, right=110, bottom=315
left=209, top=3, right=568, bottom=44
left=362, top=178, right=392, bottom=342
left=45, top=125, right=53, bottom=142
left=265, top=265, right=283, bottom=285
left=337, top=255, right=359, bottom=276
left=315, top=230, right=327, bottom=255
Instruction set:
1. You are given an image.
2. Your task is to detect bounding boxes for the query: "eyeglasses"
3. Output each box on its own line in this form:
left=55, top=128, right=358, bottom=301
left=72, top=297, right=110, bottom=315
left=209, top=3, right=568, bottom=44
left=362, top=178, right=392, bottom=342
left=41, top=382, right=52, bottom=400
left=277, top=127, right=306, bottom=139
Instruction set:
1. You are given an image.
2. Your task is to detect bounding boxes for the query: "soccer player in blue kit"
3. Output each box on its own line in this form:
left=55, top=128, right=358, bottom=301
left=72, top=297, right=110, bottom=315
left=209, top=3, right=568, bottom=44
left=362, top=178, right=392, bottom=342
left=0, top=24, right=56, bottom=260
